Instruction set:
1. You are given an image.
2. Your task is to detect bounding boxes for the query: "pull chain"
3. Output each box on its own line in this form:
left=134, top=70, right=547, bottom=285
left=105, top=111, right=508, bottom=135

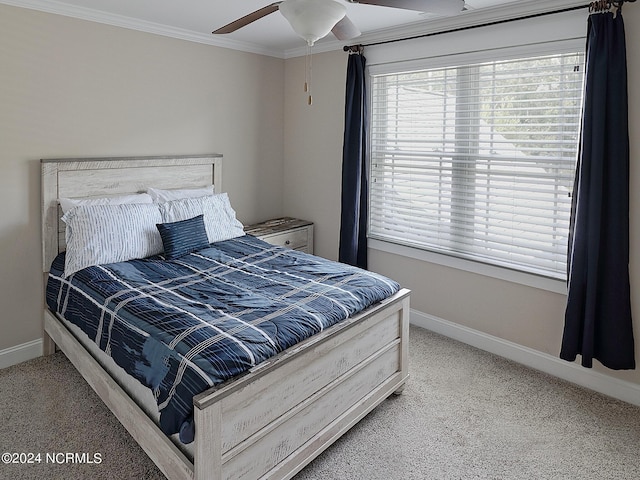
left=304, top=44, right=313, bottom=106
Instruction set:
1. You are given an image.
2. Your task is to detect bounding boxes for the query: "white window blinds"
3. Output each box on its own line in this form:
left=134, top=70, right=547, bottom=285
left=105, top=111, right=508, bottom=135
left=369, top=51, right=585, bottom=279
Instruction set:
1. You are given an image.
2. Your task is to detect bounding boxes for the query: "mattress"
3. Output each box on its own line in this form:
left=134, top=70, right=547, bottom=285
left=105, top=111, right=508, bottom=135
left=46, top=234, right=400, bottom=444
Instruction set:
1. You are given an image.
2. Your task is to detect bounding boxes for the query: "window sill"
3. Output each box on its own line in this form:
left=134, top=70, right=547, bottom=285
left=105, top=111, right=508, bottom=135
left=368, top=238, right=568, bottom=295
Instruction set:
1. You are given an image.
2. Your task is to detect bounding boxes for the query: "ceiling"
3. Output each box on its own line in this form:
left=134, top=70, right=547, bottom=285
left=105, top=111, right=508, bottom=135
left=3, top=0, right=583, bottom=57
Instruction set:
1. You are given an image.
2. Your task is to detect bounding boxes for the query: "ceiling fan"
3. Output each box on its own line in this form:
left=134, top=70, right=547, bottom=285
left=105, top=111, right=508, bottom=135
left=213, top=0, right=466, bottom=46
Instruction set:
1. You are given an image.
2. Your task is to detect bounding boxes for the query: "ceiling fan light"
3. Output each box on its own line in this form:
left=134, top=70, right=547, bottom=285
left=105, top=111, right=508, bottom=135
left=280, top=0, right=347, bottom=46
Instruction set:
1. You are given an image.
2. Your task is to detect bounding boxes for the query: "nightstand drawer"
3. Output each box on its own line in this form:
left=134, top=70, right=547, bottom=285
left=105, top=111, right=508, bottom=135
left=244, top=217, right=314, bottom=254
left=260, top=228, right=309, bottom=250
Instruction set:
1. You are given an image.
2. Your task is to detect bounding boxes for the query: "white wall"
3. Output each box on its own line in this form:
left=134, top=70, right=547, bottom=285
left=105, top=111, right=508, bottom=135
left=0, top=4, right=284, bottom=353
left=284, top=50, right=347, bottom=260
left=283, top=8, right=640, bottom=389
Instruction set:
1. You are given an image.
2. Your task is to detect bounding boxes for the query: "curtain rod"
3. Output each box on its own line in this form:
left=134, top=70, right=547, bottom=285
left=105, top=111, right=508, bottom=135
left=343, top=0, right=636, bottom=52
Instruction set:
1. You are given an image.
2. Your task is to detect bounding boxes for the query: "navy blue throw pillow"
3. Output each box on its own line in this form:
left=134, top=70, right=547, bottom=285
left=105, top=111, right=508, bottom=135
left=156, top=214, right=210, bottom=259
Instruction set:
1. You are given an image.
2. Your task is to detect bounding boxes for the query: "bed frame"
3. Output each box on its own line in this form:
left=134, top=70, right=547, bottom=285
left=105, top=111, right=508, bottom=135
left=41, top=154, right=410, bottom=480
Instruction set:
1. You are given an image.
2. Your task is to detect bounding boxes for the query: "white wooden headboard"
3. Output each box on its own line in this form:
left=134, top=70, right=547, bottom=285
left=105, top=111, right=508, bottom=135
left=41, top=154, right=223, bottom=272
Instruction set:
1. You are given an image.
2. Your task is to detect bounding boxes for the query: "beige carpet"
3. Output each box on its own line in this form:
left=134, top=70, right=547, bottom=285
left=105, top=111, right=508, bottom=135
left=1, top=325, right=639, bottom=479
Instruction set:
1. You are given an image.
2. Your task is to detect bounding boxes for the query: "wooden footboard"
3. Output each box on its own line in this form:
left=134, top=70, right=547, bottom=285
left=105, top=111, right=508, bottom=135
left=193, top=288, right=410, bottom=480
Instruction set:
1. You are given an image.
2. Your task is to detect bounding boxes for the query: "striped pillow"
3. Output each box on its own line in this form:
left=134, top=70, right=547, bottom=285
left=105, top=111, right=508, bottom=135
left=158, top=193, right=245, bottom=243
left=156, top=215, right=210, bottom=259
left=61, top=203, right=163, bottom=277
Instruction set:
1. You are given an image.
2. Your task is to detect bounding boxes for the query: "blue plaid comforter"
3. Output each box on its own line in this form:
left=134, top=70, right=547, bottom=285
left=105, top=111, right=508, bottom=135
left=46, top=235, right=399, bottom=443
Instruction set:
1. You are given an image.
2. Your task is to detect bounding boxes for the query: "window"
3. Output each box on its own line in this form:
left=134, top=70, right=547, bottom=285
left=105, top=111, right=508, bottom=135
left=369, top=50, right=585, bottom=280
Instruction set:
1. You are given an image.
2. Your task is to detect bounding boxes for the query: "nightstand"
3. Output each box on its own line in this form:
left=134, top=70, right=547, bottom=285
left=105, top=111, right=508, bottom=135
left=244, top=217, right=314, bottom=254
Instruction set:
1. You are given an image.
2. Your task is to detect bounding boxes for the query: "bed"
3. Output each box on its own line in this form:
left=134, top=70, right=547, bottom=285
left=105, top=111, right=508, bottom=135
left=41, top=154, right=410, bottom=480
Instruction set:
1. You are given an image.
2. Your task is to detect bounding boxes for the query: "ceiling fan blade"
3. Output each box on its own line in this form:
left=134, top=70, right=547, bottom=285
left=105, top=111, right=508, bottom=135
left=332, top=15, right=361, bottom=41
left=349, top=0, right=465, bottom=15
left=213, top=2, right=282, bottom=34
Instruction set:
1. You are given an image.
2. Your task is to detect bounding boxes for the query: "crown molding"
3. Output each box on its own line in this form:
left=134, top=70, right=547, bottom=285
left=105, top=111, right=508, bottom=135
left=0, top=0, right=286, bottom=58
left=3, top=0, right=589, bottom=60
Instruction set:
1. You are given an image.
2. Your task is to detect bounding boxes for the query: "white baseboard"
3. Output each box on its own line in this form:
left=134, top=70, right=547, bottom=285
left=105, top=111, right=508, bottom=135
left=411, top=309, right=640, bottom=408
left=0, top=339, right=43, bottom=369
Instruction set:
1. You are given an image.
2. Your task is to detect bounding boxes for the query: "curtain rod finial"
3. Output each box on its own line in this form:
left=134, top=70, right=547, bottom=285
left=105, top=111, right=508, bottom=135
left=343, top=44, right=364, bottom=54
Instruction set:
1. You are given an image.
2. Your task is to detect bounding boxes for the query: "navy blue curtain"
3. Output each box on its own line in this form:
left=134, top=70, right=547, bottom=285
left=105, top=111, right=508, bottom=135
left=560, top=11, right=635, bottom=370
left=339, top=52, right=368, bottom=269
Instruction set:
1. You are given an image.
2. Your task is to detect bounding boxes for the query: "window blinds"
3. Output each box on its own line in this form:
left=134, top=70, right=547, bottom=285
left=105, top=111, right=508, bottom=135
left=369, top=51, right=585, bottom=279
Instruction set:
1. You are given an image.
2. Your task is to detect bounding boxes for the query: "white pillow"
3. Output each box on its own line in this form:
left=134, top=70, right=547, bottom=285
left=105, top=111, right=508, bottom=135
left=158, top=193, right=244, bottom=244
left=62, top=203, right=163, bottom=277
left=58, top=193, right=153, bottom=214
left=147, top=185, right=215, bottom=203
